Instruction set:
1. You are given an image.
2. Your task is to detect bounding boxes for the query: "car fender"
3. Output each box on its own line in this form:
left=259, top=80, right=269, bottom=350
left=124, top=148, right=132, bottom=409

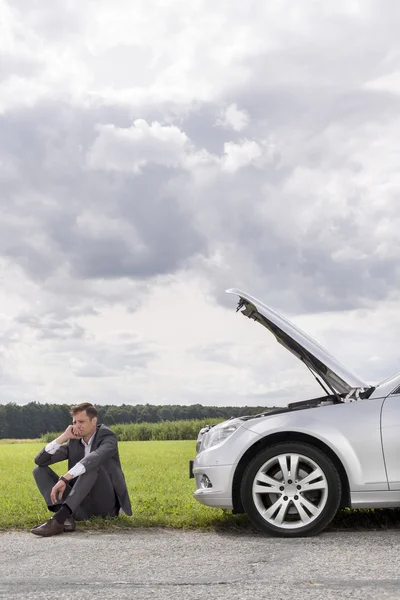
left=240, top=403, right=387, bottom=491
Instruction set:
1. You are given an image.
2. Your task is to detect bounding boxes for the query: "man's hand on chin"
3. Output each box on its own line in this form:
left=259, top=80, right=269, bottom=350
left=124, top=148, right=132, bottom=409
left=55, top=425, right=82, bottom=445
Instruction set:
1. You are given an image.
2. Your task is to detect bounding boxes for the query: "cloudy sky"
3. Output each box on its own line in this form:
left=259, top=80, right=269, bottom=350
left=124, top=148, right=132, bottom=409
left=1, top=0, right=400, bottom=408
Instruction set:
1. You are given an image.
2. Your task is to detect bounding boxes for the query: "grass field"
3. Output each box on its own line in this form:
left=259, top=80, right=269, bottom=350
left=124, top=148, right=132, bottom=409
left=2, top=440, right=400, bottom=532
left=0, top=440, right=251, bottom=531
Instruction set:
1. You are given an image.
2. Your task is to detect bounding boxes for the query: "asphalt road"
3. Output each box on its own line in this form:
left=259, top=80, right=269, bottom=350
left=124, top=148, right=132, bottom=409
left=1, top=528, right=400, bottom=600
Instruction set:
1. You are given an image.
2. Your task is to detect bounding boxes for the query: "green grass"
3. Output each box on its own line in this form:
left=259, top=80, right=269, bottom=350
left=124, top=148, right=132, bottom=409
left=40, top=419, right=224, bottom=443
left=0, top=440, right=250, bottom=531
left=2, top=440, right=400, bottom=532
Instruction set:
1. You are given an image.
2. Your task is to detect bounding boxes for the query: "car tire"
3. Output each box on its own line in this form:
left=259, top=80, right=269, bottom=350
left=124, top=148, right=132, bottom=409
left=241, top=442, right=342, bottom=537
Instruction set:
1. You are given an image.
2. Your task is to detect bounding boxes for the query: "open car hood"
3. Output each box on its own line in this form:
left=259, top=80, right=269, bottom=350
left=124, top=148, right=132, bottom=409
left=226, top=288, right=369, bottom=396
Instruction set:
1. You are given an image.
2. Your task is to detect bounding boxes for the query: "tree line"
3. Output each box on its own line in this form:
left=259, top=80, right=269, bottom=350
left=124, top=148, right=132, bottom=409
left=0, top=402, right=274, bottom=439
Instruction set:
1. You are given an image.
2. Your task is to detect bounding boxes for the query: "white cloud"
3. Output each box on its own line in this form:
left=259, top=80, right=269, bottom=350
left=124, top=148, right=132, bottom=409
left=87, top=119, right=190, bottom=174
left=217, top=103, right=249, bottom=132
left=86, top=118, right=276, bottom=175
left=221, top=139, right=277, bottom=172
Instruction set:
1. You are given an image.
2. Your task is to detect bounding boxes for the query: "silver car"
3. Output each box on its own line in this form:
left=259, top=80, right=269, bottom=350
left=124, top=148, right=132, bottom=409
left=190, top=288, right=400, bottom=537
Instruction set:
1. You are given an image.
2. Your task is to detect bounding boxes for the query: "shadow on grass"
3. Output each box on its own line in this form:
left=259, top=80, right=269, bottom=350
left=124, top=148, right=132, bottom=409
left=73, top=512, right=256, bottom=533
left=329, top=507, right=400, bottom=531
left=195, top=508, right=400, bottom=535
left=72, top=508, right=400, bottom=536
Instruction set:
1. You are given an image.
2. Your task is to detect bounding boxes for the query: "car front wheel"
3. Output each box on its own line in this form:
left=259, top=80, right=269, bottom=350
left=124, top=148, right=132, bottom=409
left=241, top=442, right=342, bottom=537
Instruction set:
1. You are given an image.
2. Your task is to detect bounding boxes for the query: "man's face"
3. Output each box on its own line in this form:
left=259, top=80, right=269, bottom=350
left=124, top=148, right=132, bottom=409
left=72, top=410, right=97, bottom=438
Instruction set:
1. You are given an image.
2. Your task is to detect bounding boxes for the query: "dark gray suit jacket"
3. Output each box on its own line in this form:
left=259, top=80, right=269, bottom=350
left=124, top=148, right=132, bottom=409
left=34, top=424, right=132, bottom=516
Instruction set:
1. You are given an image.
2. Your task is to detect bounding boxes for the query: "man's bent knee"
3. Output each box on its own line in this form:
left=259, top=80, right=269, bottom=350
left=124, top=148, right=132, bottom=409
left=33, top=465, right=53, bottom=482
left=33, top=465, right=42, bottom=478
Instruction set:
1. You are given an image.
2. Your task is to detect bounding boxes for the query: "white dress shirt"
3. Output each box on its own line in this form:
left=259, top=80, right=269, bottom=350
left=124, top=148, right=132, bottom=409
left=45, top=432, right=96, bottom=479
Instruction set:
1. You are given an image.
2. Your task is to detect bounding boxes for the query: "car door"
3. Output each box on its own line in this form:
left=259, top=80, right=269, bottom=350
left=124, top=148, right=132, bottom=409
left=380, top=391, right=400, bottom=490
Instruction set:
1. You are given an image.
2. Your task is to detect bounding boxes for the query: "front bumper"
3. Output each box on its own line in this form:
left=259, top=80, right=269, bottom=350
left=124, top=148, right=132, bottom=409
left=190, top=423, right=262, bottom=510
left=192, top=464, right=235, bottom=510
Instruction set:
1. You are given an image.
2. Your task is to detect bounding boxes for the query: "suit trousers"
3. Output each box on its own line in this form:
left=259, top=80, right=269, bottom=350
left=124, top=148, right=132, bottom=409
left=33, top=465, right=119, bottom=521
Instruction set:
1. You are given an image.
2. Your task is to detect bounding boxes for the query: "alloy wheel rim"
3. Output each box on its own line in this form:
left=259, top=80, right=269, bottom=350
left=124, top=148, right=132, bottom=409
left=252, top=452, right=328, bottom=529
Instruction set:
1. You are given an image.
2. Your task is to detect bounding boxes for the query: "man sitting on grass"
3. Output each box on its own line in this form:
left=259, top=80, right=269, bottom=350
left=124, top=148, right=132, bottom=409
left=32, top=402, right=132, bottom=537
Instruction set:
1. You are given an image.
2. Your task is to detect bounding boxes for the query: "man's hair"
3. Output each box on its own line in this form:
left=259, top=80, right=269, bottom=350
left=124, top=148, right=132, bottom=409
left=71, top=402, right=98, bottom=420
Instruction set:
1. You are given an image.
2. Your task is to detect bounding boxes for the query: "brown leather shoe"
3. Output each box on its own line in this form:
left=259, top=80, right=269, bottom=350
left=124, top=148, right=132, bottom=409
left=31, top=516, right=76, bottom=533
left=31, top=518, right=64, bottom=537
left=63, top=517, right=76, bottom=532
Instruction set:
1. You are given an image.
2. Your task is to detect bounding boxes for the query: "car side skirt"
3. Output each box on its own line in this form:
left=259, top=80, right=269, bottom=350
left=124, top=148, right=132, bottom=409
left=351, top=491, right=400, bottom=508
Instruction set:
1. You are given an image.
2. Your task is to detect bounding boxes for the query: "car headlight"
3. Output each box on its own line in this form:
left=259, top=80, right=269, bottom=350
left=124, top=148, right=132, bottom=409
left=201, top=418, right=243, bottom=450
